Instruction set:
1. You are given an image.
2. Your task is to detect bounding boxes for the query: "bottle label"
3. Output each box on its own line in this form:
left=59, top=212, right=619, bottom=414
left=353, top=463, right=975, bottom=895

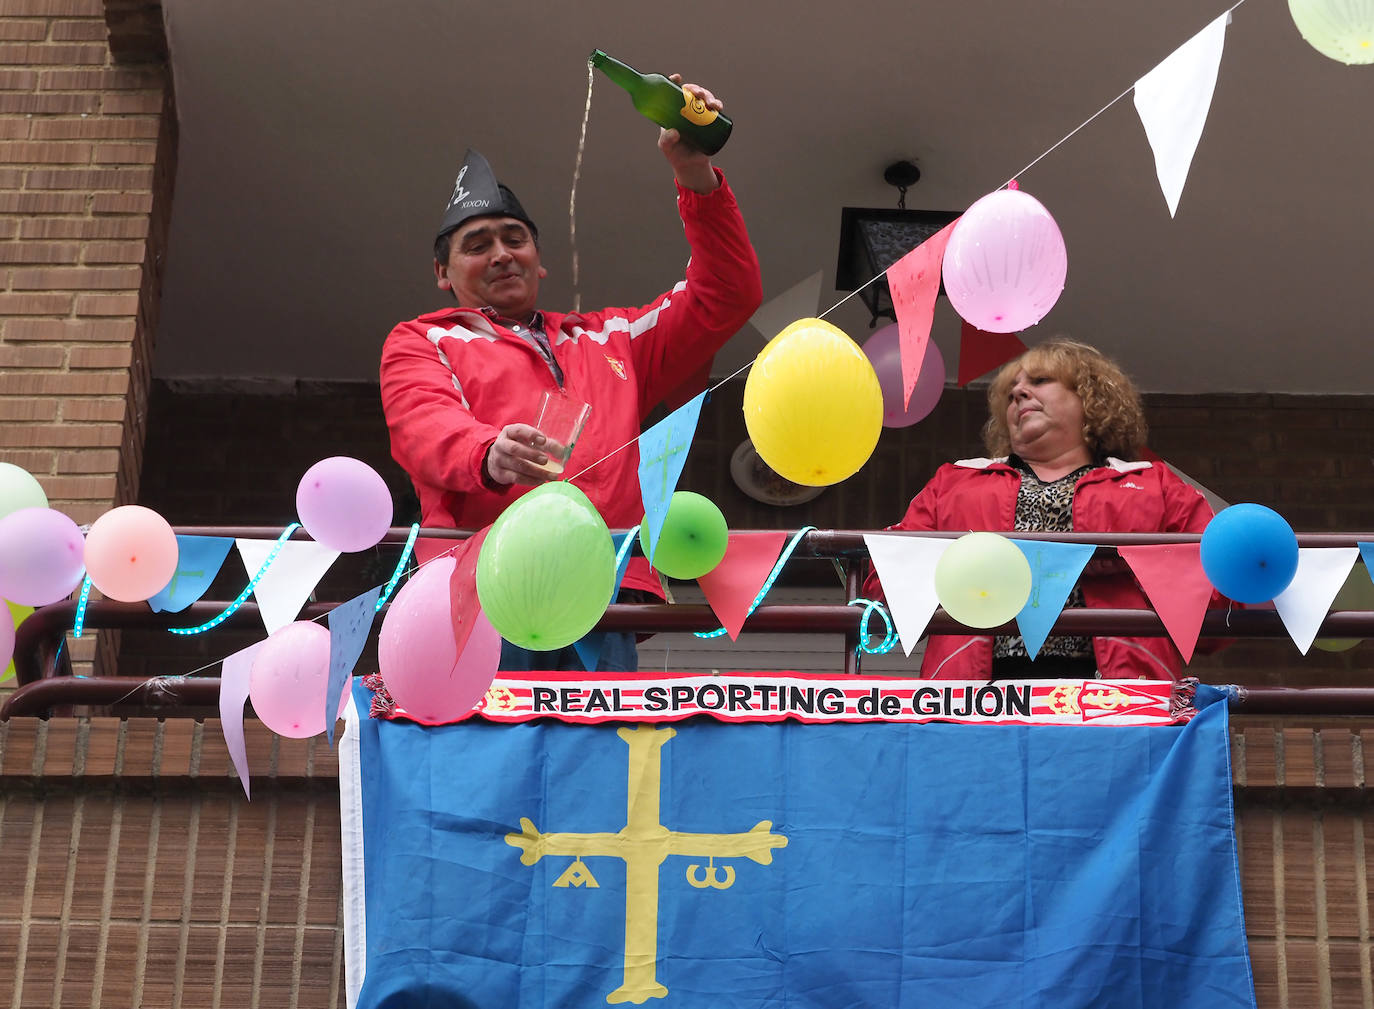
left=679, top=93, right=718, bottom=126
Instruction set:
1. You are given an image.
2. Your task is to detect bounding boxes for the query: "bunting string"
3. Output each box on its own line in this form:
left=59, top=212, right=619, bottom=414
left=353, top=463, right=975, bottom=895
left=561, top=0, right=1250, bottom=491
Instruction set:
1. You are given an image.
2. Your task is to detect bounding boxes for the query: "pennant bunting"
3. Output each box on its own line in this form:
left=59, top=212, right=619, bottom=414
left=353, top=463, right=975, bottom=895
left=887, top=222, right=958, bottom=409
left=1137, top=448, right=1229, bottom=513
left=1133, top=11, right=1230, bottom=217
left=447, top=527, right=490, bottom=670
left=146, top=535, right=235, bottom=613
left=1118, top=543, right=1214, bottom=663
left=863, top=534, right=953, bottom=656
left=220, top=639, right=268, bottom=799
left=637, top=392, right=705, bottom=565
left=573, top=530, right=639, bottom=671
left=957, top=321, right=1027, bottom=386
left=2, top=601, right=33, bottom=683
left=325, top=586, right=382, bottom=744
left=1010, top=539, right=1098, bottom=659
left=236, top=538, right=340, bottom=635
left=1272, top=548, right=1359, bottom=654
left=697, top=531, right=789, bottom=640
left=749, top=270, right=823, bottom=344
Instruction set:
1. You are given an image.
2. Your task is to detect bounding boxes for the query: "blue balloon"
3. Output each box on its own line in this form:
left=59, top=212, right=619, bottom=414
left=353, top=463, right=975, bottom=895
left=1199, top=503, right=1299, bottom=604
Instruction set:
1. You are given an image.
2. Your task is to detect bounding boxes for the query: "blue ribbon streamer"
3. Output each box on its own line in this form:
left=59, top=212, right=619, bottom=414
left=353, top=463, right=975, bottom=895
left=169, top=523, right=301, bottom=636
left=848, top=597, right=898, bottom=655
left=374, top=523, right=420, bottom=611
left=694, top=526, right=818, bottom=639
left=72, top=575, right=92, bottom=639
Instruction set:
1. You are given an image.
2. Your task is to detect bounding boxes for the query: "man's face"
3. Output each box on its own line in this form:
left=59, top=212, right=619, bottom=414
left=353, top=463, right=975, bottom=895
left=435, top=216, right=544, bottom=318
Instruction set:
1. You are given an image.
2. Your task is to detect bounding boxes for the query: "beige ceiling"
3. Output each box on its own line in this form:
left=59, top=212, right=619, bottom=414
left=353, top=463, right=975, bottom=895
left=154, top=0, right=1374, bottom=393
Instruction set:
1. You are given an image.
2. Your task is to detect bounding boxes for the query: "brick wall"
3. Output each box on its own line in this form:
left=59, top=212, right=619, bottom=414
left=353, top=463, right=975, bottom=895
left=0, top=0, right=175, bottom=675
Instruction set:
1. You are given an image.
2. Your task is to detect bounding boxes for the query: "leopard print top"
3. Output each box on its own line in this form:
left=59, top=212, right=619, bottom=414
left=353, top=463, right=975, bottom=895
left=993, top=456, right=1094, bottom=661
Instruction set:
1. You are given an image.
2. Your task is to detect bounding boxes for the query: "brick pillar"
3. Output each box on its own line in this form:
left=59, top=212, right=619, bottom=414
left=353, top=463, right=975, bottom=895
left=0, top=0, right=175, bottom=676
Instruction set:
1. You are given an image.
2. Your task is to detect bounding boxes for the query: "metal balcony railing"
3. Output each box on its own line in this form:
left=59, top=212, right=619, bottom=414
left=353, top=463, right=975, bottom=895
left=6, top=526, right=1374, bottom=719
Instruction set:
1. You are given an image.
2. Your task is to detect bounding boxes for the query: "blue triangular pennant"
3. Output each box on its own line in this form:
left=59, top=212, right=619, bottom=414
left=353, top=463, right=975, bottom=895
left=573, top=530, right=639, bottom=672
left=145, top=535, right=235, bottom=613
left=325, top=586, right=381, bottom=744
left=1010, top=539, right=1097, bottom=660
left=1358, top=543, right=1374, bottom=583
left=637, top=393, right=704, bottom=565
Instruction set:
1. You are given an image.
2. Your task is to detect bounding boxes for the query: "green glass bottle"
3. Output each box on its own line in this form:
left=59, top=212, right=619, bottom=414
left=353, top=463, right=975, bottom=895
left=589, top=50, right=732, bottom=156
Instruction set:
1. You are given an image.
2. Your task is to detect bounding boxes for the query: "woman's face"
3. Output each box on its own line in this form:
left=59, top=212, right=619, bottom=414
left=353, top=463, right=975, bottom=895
left=1004, top=368, right=1087, bottom=459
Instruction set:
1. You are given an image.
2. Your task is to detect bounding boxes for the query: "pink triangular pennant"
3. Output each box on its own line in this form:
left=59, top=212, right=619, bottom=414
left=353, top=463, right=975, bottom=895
left=957, top=321, right=1027, bottom=386
left=219, top=639, right=268, bottom=799
left=888, top=221, right=958, bottom=409
left=1119, top=543, right=1214, bottom=663
left=697, top=531, right=788, bottom=640
left=447, top=526, right=489, bottom=662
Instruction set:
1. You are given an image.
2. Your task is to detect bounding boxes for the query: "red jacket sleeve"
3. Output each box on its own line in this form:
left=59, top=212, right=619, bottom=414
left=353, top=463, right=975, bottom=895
left=624, top=171, right=763, bottom=414
left=379, top=325, right=503, bottom=495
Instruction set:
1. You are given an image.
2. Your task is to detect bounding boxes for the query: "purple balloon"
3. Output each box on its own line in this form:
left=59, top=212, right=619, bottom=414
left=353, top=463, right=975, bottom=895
left=296, top=456, right=393, bottom=553
left=861, top=323, right=947, bottom=428
left=0, top=507, right=86, bottom=606
left=942, top=188, right=1067, bottom=334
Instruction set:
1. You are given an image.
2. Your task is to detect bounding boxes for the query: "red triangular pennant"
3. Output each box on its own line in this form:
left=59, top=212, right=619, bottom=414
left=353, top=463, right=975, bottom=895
left=697, top=531, right=788, bottom=640
left=888, top=222, right=958, bottom=409
left=1080, top=681, right=1172, bottom=721
left=957, top=321, right=1027, bottom=386
left=1118, top=543, right=1213, bottom=663
left=448, top=526, right=490, bottom=662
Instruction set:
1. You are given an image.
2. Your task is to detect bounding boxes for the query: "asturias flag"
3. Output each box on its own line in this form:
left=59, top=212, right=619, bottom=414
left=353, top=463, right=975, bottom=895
left=340, top=680, right=1255, bottom=1009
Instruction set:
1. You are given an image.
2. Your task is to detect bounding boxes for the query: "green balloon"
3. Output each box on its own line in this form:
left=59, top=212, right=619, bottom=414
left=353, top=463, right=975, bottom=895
left=476, top=482, right=616, bottom=651
left=0, top=463, right=47, bottom=522
left=643, top=491, right=729, bottom=580
left=933, top=532, right=1032, bottom=629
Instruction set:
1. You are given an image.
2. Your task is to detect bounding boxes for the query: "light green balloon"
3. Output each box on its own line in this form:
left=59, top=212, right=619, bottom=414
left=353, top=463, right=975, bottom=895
left=1313, top=563, right=1374, bottom=652
left=0, top=463, right=47, bottom=522
left=643, top=491, right=729, bottom=580
left=934, top=532, right=1033, bottom=629
left=1287, top=0, right=1374, bottom=65
left=476, top=482, right=616, bottom=651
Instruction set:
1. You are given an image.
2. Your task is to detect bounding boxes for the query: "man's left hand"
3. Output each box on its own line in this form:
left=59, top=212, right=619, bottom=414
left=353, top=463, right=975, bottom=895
left=659, top=75, right=722, bottom=195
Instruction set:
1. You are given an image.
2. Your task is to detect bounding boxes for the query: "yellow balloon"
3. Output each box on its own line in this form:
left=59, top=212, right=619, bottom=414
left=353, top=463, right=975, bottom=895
left=742, top=318, right=883, bottom=486
left=1313, top=564, right=1374, bottom=652
left=934, top=532, right=1033, bottom=629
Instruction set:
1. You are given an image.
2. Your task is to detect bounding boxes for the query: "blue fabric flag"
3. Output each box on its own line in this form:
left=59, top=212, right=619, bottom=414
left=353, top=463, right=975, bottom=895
left=341, top=685, right=1256, bottom=1009
left=1357, top=542, right=1374, bottom=583
left=325, top=587, right=380, bottom=745
left=145, top=535, right=234, bottom=613
left=637, top=392, right=705, bottom=565
left=1011, top=539, right=1098, bottom=659
left=573, top=530, right=640, bottom=673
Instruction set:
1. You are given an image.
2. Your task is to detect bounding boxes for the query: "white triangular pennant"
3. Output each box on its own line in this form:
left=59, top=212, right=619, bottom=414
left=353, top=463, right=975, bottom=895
left=1133, top=11, right=1230, bottom=217
left=1273, top=547, right=1359, bottom=654
left=749, top=270, right=822, bottom=343
left=236, top=538, right=340, bottom=635
left=863, top=534, right=953, bottom=656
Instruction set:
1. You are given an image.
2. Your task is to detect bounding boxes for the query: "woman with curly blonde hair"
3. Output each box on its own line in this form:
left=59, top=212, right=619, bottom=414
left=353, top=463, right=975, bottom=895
left=866, top=338, right=1215, bottom=681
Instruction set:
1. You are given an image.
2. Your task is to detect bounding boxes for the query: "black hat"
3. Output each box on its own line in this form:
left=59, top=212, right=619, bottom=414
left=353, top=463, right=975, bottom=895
left=435, top=148, right=538, bottom=247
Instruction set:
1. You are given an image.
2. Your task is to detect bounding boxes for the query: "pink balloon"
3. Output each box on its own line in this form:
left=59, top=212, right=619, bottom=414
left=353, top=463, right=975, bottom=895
left=942, top=188, right=1067, bottom=334
left=0, top=600, right=13, bottom=673
left=296, top=457, right=393, bottom=552
left=249, top=621, right=345, bottom=738
left=84, top=505, right=179, bottom=603
left=861, top=324, right=946, bottom=428
left=0, top=507, right=86, bottom=606
left=379, top=556, right=500, bottom=723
